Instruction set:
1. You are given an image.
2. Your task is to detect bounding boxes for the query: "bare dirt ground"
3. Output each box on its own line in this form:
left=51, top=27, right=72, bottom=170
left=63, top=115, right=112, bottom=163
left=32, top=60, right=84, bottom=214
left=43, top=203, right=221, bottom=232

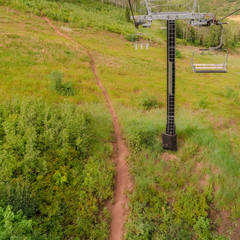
left=228, top=15, right=240, bottom=22
left=44, top=16, right=132, bottom=240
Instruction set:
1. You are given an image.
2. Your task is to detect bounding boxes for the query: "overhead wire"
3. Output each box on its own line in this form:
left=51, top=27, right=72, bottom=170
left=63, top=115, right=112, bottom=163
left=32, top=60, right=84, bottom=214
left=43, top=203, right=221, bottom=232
left=127, top=0, right=138, bottom=29
left=218, top=8, right=240, bottom=22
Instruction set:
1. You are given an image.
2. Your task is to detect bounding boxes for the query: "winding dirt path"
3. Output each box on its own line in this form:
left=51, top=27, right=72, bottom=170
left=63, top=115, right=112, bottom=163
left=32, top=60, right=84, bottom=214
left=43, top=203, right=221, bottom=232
left=44, top=17, right=132, bottom=240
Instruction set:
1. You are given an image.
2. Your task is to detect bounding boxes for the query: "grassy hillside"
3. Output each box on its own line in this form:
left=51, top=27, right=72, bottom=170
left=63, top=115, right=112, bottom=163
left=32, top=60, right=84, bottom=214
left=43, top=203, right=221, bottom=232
left=0, top=7, right=115, bottom=239
left=0, top=0, right=240, bottom=239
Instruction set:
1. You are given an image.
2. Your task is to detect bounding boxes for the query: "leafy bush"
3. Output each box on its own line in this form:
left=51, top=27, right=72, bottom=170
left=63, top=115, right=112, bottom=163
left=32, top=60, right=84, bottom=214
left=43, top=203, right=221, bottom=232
left=0, top=99, right=114, bottom=239
left=125, top=6, right=130, bottom=22
left=176, top=48, right=183, bottom=59
left=140, top=93, right=159, bottom=110
left=50, top=70, right=75, bottom=96
left=194, top=217, right=212, bottom=240
left=126, top=186, right=212, bottom=239
left=0, top=205, right=33, bottom=239
left=125, top=120, right=159, bottom=151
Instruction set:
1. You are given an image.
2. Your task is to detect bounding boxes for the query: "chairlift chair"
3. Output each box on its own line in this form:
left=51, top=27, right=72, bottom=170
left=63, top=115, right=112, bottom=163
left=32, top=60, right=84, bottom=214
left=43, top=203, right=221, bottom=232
left=191, top=24, right=228, bottom=73
left=132, top=33, right=151, bottom=50
left=191, top=49, right=228, bottom=73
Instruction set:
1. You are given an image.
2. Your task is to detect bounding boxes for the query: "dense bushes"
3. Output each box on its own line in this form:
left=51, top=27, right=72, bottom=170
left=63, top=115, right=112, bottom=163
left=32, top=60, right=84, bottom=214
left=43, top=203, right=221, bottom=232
left=0, top=99, right=114, bottom=239
left=0, top=206, right=34, bottom=240
left=124, top=120, right=160, bottom=151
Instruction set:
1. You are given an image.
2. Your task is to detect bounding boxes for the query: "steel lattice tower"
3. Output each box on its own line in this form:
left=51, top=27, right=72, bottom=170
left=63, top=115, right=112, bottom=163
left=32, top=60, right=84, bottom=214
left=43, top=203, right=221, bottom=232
left=162, top=20, right=177, bottom=151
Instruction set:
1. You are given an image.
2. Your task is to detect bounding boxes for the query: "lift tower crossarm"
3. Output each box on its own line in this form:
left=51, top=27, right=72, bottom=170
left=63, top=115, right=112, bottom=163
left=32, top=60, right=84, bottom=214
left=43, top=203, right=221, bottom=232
left=192, top=0, right=198, bottom=14
left=134, top=12, right=213, bottom=23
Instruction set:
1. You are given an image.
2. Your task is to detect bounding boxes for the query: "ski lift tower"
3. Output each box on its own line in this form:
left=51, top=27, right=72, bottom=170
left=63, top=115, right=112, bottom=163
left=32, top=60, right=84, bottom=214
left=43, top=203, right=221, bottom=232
left=131, top=0, right=217, bottom=151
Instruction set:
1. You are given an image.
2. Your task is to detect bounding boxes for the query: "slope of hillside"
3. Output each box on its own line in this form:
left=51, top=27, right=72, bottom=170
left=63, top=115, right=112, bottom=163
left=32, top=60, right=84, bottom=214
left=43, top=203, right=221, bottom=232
left=0, top=0, right=240, bottom=239
left=0, top=7, right=116, bottom=239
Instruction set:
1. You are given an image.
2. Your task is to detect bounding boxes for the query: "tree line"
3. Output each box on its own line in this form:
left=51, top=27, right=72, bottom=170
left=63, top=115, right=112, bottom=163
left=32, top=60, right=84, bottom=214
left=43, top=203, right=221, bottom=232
left=100, top=0, right=138, bottom=8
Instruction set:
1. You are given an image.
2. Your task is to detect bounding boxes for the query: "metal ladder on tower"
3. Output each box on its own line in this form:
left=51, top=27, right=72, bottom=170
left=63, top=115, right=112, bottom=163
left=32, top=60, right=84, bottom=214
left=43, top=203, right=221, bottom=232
left=162, top=20, right=177, bottom=151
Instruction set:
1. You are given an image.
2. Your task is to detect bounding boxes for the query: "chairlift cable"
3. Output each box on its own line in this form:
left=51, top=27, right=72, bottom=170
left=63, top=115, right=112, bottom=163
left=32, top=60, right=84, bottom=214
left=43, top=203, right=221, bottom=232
left=218, top=8, right=240, bottom=22
left=127, top=0, right=138, bottom=29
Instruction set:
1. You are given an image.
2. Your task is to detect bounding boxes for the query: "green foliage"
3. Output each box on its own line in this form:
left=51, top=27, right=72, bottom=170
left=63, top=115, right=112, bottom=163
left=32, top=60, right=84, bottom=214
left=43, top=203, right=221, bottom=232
left=120, top=107, right=240, bottom=239
left=124, top=120, right=160, bottom=151
left=194, top=217, right=212, bottom=240
left=176, top=20, right=240, bottom=49
left=204, top=185, right=214, bottom=204
left=126, top=183, right=211, bottom=239
left=219, top=87, right=239, bottom=99
left=193, top=217, right=230, bottom=240
left=140, top=92, right=159, bottom=110
left=0, top=0, right=239, bottom=239
left=125, top=6, right=131, bottom=22
left=0, top=0, right=136, bottom=37
left=199, top=96, right=209, bottom=109
left=173, top=188, right=209, bottom=226
left=176, top=48, right=183, bottom=59
left=199, top=0, right=240, bottom=17
left=50, top=70, right=75, bottom=96
left=0, top=99, right=114, bottom=239
left=0, top=205, right=33, bottom=239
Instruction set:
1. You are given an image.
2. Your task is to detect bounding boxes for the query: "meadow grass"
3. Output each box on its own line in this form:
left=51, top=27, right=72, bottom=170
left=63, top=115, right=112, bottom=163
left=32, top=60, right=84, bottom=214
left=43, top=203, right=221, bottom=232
left=63, top=13, right=240, bottom=237
left=0, top=7, right=103, bottom=104
left=0, top=6, right=115, bottom=239
left=0, top=1, right=239, bottom=239
left=118, top=106, right=237, bottom=238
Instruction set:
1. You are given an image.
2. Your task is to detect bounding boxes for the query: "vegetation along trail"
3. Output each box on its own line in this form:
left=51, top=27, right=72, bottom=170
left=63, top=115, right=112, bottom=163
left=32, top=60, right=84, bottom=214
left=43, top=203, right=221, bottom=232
left=44, top=16, right=132, bottom=240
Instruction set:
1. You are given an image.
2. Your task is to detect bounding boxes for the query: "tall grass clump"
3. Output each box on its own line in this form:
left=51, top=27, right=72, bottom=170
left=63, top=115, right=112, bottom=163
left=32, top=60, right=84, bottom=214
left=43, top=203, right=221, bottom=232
left=50, top=70, right=75, bottom=96
left=140, top=92, right=160, bottom=111
left=124, top=120, right=161, bottom=152
left=198, top=96, right=209, bottom=109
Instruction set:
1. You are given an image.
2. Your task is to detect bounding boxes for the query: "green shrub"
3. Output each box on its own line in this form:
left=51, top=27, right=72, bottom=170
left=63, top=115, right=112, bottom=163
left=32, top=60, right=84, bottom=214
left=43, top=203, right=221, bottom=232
left=194, top=217, right=212, bottom=240
left=140, top=93, right=159, bottom=110
left=176, top=48, right=183, bottom=59
left=125, top=120, right=159, bottom=151
left=50, top=70, right=75, bottom=96
left=194, top=217, right=230, bottom=240
left=225, top=87, right=238, bottom=99
left=0, top=99, right=114, bottom=239
left=0, top=205, right=33, bottom=239
left=173, top=188, right=209, bottom=225
left=199, top=96, right=209, bottom=109
left=176, top=38, right=188, bottom=45
left=125, top=6, right=131, bottom=22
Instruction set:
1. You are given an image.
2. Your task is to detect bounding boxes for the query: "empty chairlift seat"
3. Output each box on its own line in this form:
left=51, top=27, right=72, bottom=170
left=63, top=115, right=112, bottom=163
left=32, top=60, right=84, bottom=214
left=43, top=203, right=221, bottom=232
left=191, top=49, right=228, bottom=73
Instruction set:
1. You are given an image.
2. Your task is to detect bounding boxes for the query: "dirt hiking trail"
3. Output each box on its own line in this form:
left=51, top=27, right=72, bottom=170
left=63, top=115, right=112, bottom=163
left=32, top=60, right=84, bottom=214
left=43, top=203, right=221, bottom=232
left=44, top=16, right=132, bottom=240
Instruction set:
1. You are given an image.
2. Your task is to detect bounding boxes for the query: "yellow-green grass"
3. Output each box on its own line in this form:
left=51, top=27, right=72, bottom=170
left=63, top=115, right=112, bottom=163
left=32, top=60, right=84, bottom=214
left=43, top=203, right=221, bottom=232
left=1, top=4, right=240, bottom=199
left=56, top=17, right=240, bottom=222
left=0, top=4, right=240, bottom=238
left=64, top=25, right=240, bottom=153
left=0, top=7, right=116, bottom=238
left=0, top=7, right=104, bottom=105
